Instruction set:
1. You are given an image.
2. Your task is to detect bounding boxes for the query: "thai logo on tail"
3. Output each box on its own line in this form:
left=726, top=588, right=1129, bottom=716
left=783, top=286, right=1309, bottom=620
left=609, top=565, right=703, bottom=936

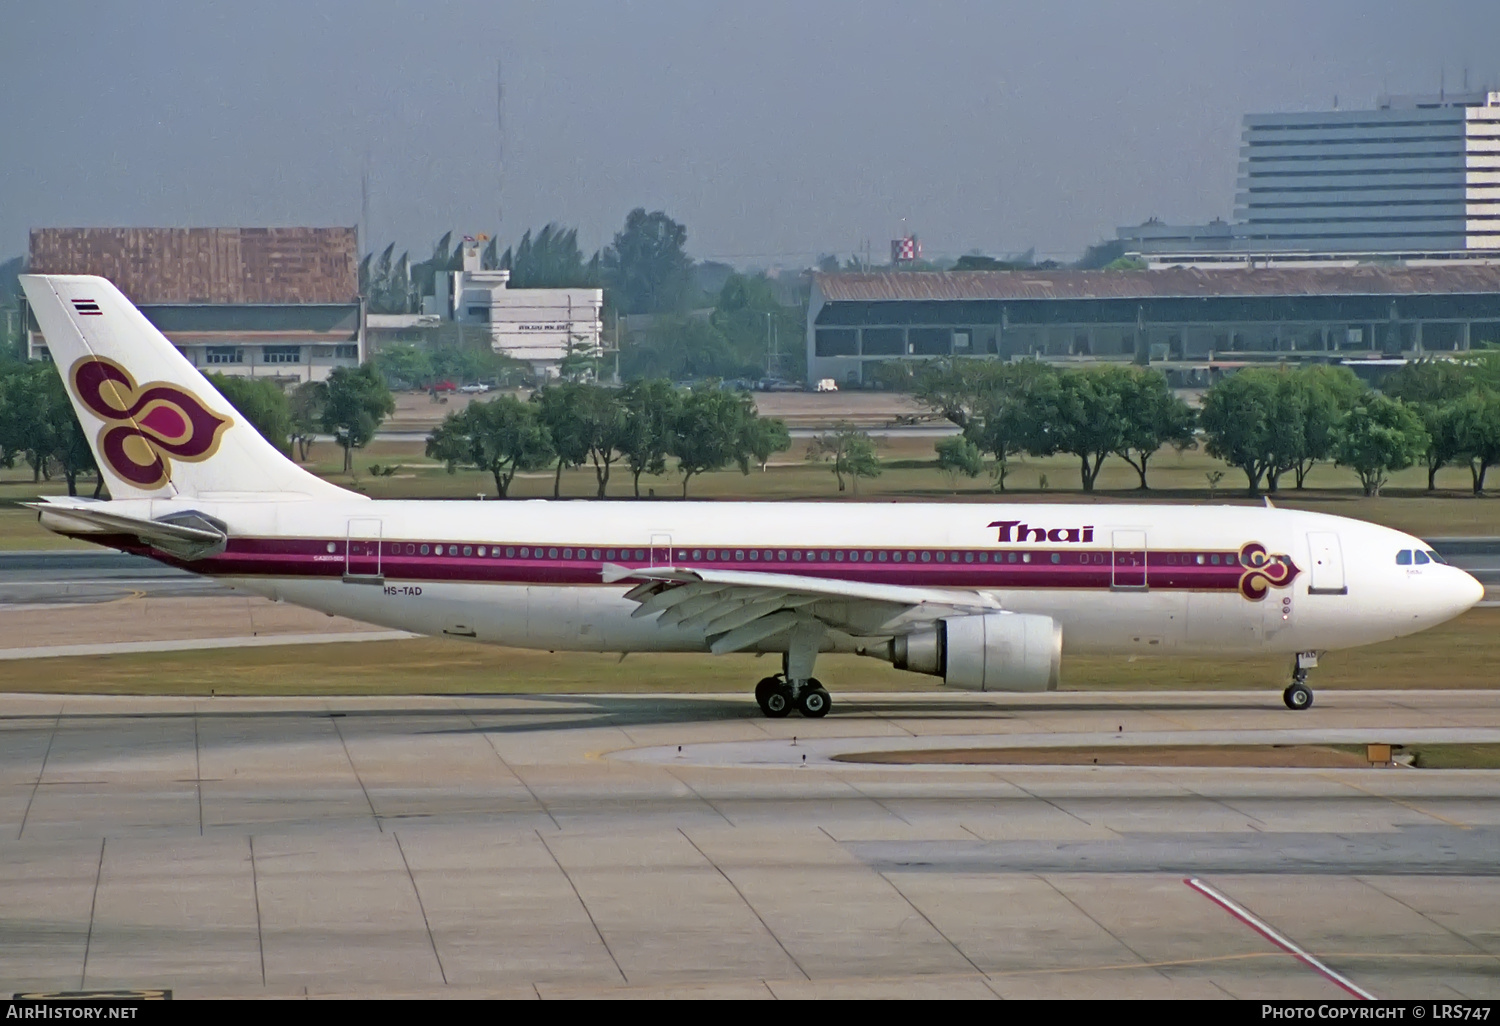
left=70, top=356, right=233, bottom=488
left=1238, top=542, right=1298, bottom=600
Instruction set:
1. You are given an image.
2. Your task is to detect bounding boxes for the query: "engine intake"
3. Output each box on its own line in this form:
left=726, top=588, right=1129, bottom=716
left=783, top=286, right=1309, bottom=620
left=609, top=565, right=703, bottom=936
left=890, top=613, right=1061, bottom=692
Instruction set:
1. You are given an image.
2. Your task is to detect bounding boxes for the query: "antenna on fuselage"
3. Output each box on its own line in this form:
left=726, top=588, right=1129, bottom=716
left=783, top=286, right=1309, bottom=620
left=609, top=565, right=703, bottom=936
left=1264, top=496, right=1275, bottom=509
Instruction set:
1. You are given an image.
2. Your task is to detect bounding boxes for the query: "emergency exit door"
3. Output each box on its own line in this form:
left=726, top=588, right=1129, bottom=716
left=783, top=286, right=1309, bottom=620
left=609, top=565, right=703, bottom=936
left=345, top=518, right=384, bottom=582
left=1112, top=530, right=1148, bottom=589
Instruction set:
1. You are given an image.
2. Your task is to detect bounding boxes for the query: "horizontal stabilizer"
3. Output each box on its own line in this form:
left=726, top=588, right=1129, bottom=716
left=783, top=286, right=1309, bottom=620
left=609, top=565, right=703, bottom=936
left=25, top=500, right=228, bottom=561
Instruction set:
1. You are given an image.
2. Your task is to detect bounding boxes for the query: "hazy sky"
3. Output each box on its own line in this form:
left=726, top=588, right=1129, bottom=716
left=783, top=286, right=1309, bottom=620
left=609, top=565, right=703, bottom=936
left=5, top=1, right=1498, bottom=268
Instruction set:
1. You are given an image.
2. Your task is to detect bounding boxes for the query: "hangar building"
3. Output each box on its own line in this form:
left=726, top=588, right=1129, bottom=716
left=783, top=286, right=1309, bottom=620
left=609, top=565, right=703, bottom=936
left=807, top=266, right=1500, bottom=387
left=25, top=227, right=364, bottom=384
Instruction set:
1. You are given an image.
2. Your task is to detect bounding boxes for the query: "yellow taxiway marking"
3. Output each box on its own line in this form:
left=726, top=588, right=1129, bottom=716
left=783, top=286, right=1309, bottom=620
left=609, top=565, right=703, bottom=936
left=1319, top=773, right=1471, bottom=829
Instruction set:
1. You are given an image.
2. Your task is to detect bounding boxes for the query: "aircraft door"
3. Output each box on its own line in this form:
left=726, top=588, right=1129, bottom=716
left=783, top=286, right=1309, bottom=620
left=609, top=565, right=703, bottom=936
left=345, top=518, right=383, bottom=582
left=1112, top=530, right=1147, bottom=589
left=1306, top=532, right=1347, bottom=595
left=650, top=533, right=673, bottom=567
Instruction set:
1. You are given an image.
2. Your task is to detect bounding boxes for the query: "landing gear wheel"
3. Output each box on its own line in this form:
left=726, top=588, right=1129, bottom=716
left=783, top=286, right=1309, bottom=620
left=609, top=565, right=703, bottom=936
left=754, top=676, right=782, bottom=714
left=1283, top=682, right=1314, bottom=711
left=797, top=683, right=831, bottom=718
left=761, top=680, right=793, bottom=718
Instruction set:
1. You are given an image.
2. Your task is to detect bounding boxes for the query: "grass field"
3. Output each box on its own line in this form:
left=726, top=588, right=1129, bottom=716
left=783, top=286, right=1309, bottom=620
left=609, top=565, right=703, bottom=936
left=5, top=435, right=1500, bottom=550
left=2, top=606, right=1493, bottom=697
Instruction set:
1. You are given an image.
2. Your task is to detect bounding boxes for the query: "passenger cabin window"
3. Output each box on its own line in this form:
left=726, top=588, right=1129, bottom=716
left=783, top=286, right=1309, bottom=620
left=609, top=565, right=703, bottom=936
left=1396, top=550, right=1412, bottom=565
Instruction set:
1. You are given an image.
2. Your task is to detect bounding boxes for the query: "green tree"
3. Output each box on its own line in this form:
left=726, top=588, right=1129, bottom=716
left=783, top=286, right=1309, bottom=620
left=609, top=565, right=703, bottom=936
left=319, top=365, right=395, bottom=473
left=531, top=382, right=594, bottom=498
left=1112, top=366, right=1196, bottom=489
left=618, top=379, right=681, bottom=497
left=670, top=388, right=755, bottom=497
left=572, top=383, right=628, bottom=498
left=911, top=358, right=1018, bottom=432
left=622, top=316, right=743, bottom=382
left=1200, top=369, right=1298, bottom=497
left=934, top=435, right=984, bottom=489
left=208, top=374, right=292, bottom=454
left=1385, top=359, right=1481, bottom=490
left=42, top=372, right=99, bottom=497
left=558, top=335, right=601, bottom=383
left=1383, top=359, right=1475, bottom=406
left=426, top=395, right=554, bottom=498
left=1451, top=389, right=1500, bottom=495
left=371, top=344, right=435, bottom=390
left=965, top=362, right=1055, bottom=491
left=601, top=208, right=695, bottom=315
left=0, top=362, right=61, bottom=483
left=0, top=364, right=99, bottom=496
left=742, top=414, right=791, bottom=472
left=1287, top=365, right=1367, bottom=488
left=289, top=381, right=325, bottom=462
left=806, top=424, right=882, bottom=495
left=1333, top=394, right=1429, bottom=497
left=710, top=273, right=807, bottom=382
left=1027, top=367, right=1137, bottom=492
left=500, top=224, right=601, bottom=289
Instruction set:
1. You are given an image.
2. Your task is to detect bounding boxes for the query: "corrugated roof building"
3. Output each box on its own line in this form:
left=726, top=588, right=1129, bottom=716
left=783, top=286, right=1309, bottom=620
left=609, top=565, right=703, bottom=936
left=807, top=268, right=1500, bottom=387
left=26, top=227, right=364, bottom=383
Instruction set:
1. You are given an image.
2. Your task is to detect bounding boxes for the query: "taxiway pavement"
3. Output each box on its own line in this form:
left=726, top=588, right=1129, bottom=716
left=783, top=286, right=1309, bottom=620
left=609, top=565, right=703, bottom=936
left=1, top=689, right=1497, bottom=999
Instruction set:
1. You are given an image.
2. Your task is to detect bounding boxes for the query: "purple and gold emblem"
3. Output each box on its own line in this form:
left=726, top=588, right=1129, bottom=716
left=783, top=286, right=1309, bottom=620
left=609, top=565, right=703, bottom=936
left=1238, top=542, right=1299, bottom=600
left=70, top=357, right=233, bottom=488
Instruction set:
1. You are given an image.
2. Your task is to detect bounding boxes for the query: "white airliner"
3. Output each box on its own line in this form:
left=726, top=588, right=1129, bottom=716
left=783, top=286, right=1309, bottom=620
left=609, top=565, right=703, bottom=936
left=18, top=274, right=1485, bottom=716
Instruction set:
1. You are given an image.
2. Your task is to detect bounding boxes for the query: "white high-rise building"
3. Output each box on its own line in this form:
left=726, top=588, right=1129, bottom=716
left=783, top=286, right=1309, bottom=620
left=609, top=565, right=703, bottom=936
left=1235, top=91, right=1500, bottom=255
left=1120, top=91, right=1500, bottom=266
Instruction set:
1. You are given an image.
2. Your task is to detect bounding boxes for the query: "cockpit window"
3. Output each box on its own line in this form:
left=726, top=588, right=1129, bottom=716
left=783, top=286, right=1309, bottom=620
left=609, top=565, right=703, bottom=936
left=1427, top=550, right=1447, bottom=564
left=1414, top=550, right=1430, bottom=565
left=1396, top=550, right=1412, bottom=565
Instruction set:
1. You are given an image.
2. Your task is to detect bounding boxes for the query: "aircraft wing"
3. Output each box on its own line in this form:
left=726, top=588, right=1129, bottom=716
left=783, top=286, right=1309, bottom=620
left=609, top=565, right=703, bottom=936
left=601, top=562, right=998, bottom=653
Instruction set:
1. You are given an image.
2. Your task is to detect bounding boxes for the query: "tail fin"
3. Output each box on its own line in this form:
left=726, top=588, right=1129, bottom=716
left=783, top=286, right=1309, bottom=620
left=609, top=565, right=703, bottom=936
left=19, top=274, right=355, bottom=502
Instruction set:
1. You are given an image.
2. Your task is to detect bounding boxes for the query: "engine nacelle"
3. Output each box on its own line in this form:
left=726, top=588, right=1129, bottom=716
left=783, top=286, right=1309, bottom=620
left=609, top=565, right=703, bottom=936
left=890, top=613, right=1061, bottom=692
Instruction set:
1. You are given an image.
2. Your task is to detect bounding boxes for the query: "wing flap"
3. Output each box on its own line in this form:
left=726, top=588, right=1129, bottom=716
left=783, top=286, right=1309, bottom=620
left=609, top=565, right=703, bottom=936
left=603, top=562, right=1000, bottom=646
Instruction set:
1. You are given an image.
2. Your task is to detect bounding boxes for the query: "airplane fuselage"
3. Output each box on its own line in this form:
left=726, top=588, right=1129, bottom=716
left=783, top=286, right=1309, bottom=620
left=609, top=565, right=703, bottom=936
left=62, top=496, right=1478, bottom=662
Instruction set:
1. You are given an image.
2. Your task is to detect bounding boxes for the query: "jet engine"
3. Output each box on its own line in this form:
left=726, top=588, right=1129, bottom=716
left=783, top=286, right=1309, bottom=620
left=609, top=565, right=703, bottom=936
left=889, top=613, right=1061, bottom=692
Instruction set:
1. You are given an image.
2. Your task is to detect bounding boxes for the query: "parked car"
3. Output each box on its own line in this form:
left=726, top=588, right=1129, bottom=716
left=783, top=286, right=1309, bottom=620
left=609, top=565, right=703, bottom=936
left=759, top=379, right=802, bottom=393
left=458, top=383, right=491, bottom=394
left=431, top=380, right=458, bottom=393
left=814, top=378, right=839, bottom=393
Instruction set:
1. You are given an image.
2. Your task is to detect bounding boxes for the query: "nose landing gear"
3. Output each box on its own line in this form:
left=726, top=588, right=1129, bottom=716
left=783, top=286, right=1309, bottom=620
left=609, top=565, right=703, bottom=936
left=1283, top=651, right=1318, bottom=710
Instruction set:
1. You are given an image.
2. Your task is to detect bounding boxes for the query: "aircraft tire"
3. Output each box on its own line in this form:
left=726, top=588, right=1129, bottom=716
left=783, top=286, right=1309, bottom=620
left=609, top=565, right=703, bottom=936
left=797, top=685, right=832, bottom=719
left=763, top=683, right=794, bottom=718
left=754, top=676, right=782, bottom=714
left=1283, top=682, right=1313, bottom=711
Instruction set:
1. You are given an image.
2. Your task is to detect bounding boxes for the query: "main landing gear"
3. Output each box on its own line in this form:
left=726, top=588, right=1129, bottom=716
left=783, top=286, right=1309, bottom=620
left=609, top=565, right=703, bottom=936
left=753, top=620, right=832, bottom=718
left=755, top=675, right=831, bottom=718
left=1283, top=651, right=1318, bottom=711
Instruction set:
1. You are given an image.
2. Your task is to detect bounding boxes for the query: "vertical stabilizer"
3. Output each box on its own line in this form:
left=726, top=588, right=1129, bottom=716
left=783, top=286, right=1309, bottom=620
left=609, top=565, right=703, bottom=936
left=19, top=274, right=356, bottom=501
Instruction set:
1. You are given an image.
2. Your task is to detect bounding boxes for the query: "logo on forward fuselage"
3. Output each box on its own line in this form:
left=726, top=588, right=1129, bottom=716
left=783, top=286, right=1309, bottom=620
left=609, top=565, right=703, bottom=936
left=988, top=520, right=1095, bottom=543
left=1237, top=542, right=1299, bottom=600
left=69, top=356, right=233, bottom=489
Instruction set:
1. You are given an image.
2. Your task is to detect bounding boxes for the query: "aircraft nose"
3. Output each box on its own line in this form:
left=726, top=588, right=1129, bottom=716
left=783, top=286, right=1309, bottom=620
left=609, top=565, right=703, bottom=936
left=1457, top=569, right=1486, bottom=612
